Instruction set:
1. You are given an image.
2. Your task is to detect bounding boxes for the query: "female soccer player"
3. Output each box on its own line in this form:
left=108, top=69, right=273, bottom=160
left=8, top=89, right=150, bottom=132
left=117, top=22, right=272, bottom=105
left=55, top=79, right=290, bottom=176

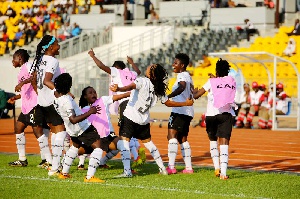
left=31, top=35, right=67, bottom=175
left=8, top=49, right=52, bottom=167
left=53, top=73, right=104, bottom=182
left=193, top=58, right=236, bottom=180
left=88, top=49, right=145, bottom=167
left=110, top=63, right=193, bottom=177
left=166, top=53, right=194, bottom=174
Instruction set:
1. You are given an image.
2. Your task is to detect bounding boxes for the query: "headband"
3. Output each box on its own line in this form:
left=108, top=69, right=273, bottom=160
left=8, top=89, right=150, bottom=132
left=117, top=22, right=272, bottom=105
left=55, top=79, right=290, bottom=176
left=42, top=36, right=55, bottom=50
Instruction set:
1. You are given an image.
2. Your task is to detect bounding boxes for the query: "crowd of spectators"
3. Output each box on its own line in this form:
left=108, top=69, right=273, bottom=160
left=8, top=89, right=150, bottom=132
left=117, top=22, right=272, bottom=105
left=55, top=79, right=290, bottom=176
left=0, top=0, right=83, bottom=55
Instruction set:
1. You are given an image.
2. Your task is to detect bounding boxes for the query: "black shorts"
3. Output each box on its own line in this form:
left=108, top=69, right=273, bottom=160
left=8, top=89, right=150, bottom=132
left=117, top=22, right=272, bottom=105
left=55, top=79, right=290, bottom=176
left=118, top=100, right=129, bottom=128
left=120, top=116, right=151, bottom=140
left=71, top=125, right=100, bottom=146
left=100, top=132, right=117, bottom=152
left=205, top=113, right=233, bottom=140
left=33, top=104, right=64, bottom=126
left=168, top=112, right=193, bottom=137
left=18, top=109, right=35, bottom=127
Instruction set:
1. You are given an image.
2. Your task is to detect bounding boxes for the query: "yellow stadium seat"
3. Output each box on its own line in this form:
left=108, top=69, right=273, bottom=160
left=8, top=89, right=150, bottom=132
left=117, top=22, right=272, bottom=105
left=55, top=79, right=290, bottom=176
left=0, top=41, right=6, bottom=55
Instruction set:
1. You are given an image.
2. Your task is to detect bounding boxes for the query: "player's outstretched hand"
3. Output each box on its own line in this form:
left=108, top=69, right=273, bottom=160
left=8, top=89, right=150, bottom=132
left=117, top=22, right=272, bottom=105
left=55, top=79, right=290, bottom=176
left=88, top=48, right=95, bottom=57
left=127, top=56, right=134, bottom=64
left=110, top=84, right=118, bottom=92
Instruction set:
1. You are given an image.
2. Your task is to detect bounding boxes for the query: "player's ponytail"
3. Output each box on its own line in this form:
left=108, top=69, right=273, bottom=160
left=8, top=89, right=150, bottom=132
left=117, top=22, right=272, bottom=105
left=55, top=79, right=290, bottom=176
left=149, top=64, right=168, bottom=97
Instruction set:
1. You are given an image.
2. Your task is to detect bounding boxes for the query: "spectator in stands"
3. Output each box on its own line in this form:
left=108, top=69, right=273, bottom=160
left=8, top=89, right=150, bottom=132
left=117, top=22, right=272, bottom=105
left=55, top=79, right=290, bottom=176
left=197, top=55, right=211, bottom=68
left=267, top=83, right=290, bottom=129
left=0, top=11, right=8, bottom=28
left=43, top=11, right=51, bottom=35
left=228, top=0, right=236, bottom=8
left=144, top=0, right=154, bottom=19
left=0, top=29, right=8, bottom=42
left=257, top=83, right=272, bottom=129
left=186, top=61, right=194, bottom=76
left=243, top=19, right=257, bottom=42
left=58, top=22, right=72, bottom=41
left=25, top=19, right=39, bottom=45
left=71, top=23, right=82, bottom=37
left=147, top=8, right=160, bottom=24
left=287, top=19, right=300, bottom=36
left=283, top=38, right=296, bottom=57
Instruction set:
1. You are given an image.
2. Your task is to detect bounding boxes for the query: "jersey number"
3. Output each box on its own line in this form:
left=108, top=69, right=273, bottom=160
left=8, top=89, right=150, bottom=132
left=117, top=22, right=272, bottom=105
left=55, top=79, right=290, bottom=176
left=37, top=69, right=44, bottom=89
left=138, top=91, right=154, bottom=114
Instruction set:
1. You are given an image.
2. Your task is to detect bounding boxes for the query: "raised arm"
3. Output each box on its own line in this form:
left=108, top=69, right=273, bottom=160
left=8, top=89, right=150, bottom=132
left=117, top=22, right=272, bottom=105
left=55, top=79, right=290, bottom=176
left=69, top=105, right=101, bottom=124
left=110, top=82, right=136, bottom=93
left=127, top=56, right=141, bottom=75
left=88, top=48, right=111, bottom=74
left=43, top=72, right=55, bottom=90
left=168, top=81, right=186, bottom=98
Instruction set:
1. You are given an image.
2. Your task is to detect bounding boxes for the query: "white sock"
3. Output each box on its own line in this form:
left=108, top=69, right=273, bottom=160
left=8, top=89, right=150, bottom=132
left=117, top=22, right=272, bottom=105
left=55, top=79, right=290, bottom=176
left=62, top=146, right=78, bottom=174
left=168, top=138, right=178, bottom=169
left=99, top=150, right=119, bottom=165
left=181, top=141, right=192, bottom=170
left=16, top=133, right=26, bottom=161
left=117, top=140, right=131, bottom=175
left=129, top=138, right=139, bottom=160
left=37, top=134, right=52, bottom=164
left=51, top=131, right=66, bottom=171
left=86, top=148, right=103, bottom=179
left=40, top=128, right=50, bottom=160
left=132, top=137, right=140, bottom=149
left=78, top=154, right=87, bottom=166
left=64, top=134, right=70, bottom=152
left=51, top=132, right=56, bottom=151
left=220, top=145, right=229, bottom=176
left=210, top=141, right=220, bottom=170
left=144, top=141, right=166, bottom=172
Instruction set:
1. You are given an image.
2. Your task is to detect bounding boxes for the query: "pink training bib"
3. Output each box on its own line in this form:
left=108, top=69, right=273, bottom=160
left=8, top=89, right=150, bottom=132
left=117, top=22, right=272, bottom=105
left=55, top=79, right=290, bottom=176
left=210, top=76, right=236, bottom=109
left=81, top=98, right=110, bottom=138
left=18, top=63, right=37, bottom=114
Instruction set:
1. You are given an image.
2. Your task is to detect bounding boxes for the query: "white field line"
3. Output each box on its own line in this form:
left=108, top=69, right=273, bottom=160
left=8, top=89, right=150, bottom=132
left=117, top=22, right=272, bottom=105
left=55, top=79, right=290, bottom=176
left=0, top=174, right=271, bottom=199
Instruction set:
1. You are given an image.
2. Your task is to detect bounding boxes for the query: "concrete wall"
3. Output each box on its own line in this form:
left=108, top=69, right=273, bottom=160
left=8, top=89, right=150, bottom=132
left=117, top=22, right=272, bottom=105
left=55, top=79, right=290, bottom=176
left=210, top=7, right=275, bottom=29
left=70, top=13, right=116, bottom=30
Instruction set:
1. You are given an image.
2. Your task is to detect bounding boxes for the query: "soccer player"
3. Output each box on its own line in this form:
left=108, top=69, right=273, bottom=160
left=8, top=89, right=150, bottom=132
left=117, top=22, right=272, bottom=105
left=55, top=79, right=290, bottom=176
left=7, top=49, right=52, bottom=167
left=110, top=63, right=194, bottom=177
left=30, top=35, right=67, bottom=174
left=53, top=73, right=104, bottom=182
left=166, top=53, right=194, bottom=174
left=88, top=49, right=146, bottom=167
left=193, top=58, right=236, bottom=180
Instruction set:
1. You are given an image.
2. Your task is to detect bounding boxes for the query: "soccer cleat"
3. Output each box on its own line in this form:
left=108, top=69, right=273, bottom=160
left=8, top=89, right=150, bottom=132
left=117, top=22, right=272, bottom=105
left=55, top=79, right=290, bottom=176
left=41, top=162, right=52, bottom=170
left=138, top=148, right=146, bottom=163
left=215, top=169, right=220, bottom=177
left=113, top=172, right=133, bottom=178
left=37, top=159, right=47, bottom=168
left=181, top=168, right=194, bottom=174
left=132, top=156, right=144, bottom=168
left=220, top=174, right=229, bottom=180
left=77, top=164, right=85, bottom=170
left=84, top=176, right=105, bottom=183
left=98, top=164, right=110, bottom=169
left=166, top=166, right=177, bottom=174
left=48, top=170, right=60, bottom=177
left=8, top=159, right=28, bottom=167
left=58, top=173, right=72, bottom=179
left=159, top=168, right=168, bottom=175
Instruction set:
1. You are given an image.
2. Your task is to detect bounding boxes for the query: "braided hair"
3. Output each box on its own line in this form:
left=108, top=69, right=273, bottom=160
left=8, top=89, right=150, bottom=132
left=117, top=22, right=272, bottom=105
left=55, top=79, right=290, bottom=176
left=149, top=64, right=168, bottom=97
left=54, top=73, right=72, bottom=95
left=13, top=49, right=30, bottom=63
left=79, top=86, right=93, bottom=108
left=216, top=58, right=231, bottom=77
left=30, top=35, right=54, bottom=73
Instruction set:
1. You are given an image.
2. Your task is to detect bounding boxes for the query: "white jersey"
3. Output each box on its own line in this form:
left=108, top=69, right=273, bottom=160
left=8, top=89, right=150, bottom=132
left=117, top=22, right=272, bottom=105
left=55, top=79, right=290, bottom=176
left=203, top=80, right=236, bottom=117
left=110, top=67, right=138, bottom=104
left=249, top=90, right=264, bottom=105
left=170, top=72, right=194, bottom=117
left=123, top=77, right=157, bottom=125
left=54, top=94, right=91, bottom=137
left=37, top=55, right=62, bottom=107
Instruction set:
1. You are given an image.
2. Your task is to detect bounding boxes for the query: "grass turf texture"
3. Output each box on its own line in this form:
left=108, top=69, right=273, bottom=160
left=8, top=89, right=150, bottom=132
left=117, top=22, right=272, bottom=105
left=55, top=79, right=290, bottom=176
left=0, top=154, right=299, bottom=199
